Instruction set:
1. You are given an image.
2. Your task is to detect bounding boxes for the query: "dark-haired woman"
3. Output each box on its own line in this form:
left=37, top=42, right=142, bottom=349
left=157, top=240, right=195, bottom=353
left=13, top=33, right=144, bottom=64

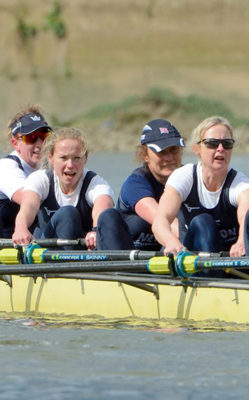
left=97, top=119, right=185, bottom=250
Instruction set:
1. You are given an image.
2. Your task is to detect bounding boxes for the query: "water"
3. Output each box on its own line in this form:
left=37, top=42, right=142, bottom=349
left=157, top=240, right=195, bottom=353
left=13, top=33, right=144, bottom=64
left=1, top=319, right=249, bottom=400
left=2, top=152, right=249, bottom=400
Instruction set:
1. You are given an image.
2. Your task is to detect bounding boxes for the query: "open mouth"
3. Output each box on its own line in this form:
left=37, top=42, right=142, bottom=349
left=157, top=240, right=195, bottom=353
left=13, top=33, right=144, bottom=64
left=214, top=155, right=225, bottom=161
left=64, top=171, right=76, bottom=177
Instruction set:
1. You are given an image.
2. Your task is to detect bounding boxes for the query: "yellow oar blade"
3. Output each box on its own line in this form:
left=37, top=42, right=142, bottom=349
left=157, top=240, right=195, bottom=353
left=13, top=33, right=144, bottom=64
left=0, top=247, right=45, bottom=265
left=147, top=256, right=172, bottom=274
left=147, top=254, right=198, bottom=275
left=0, top=248, right=20, bottom=264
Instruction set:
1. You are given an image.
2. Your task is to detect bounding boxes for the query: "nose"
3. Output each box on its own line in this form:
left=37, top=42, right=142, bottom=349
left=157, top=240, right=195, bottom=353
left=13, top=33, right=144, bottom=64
left=160, top=149, right=172, bottom=160
left=34, top=137, right=43, bottom=146
left=217, top=143, right=225, bottom=150
left=66, top=158, right=74, bottom=168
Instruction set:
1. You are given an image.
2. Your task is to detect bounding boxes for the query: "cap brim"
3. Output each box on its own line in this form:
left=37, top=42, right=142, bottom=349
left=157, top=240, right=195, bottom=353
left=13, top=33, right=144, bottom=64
left=21, top=123, right=52, bottom=135
left=146, top=137, right=185, bottom=153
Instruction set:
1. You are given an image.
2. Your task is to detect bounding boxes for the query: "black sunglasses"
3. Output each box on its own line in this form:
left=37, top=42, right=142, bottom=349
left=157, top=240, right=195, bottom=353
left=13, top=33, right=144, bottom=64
left=198, top=138, right=235, bottom=150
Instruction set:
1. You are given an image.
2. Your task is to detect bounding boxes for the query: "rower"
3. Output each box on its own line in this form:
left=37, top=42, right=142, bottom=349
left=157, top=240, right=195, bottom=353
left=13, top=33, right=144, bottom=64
left=0, top=105, right=52, bottom=238
left=12, top=127, right=114, bottom=250
left=96, top=118, right=185, bottom=250
left=152, top=116, right=249, bottom=263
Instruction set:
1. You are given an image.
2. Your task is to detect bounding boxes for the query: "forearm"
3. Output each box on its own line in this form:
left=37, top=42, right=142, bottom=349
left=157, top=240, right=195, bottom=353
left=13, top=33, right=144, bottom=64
left=12, top=205, right=37, bottom=245
left=85, top=195, right=114, bottom=250
left=91, top=195, right=114, bottom=227
left=152, top=186, right=183, bottom=254
left=134, top=197, right=158, bottom=225
left=12, top=191, right=41, bottom=245
left=152, top=215, right=177, bottom=247
left=15, top=203, right=37, bottom=231
left=230, top=191, right=249, bottom=256
left=234, top=207, right=247, bottom=250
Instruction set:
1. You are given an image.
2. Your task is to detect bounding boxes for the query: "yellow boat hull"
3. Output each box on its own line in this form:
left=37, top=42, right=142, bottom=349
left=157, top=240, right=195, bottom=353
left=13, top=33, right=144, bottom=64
left=0, top=274, right=249, bottom=325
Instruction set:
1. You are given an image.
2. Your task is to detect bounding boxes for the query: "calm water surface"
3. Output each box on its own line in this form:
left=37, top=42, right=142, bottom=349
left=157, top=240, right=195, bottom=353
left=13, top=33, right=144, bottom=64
left=2, top=153, right=249, bottom=400
left=1, top=318, right=249, bottom=400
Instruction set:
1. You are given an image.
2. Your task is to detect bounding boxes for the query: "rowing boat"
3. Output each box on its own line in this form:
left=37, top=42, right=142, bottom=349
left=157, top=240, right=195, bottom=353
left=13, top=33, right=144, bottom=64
left=1, top=272, right=249, bottom=324
left=0, top=242, right=249, bottom=326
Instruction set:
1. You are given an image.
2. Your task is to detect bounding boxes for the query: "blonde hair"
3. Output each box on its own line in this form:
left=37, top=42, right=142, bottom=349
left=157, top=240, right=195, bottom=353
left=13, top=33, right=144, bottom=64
left=192, top=116, right=233, bottom=144
left=40, top=127, right=88, bottom=168
left=7, top=104, right=45, bottom=140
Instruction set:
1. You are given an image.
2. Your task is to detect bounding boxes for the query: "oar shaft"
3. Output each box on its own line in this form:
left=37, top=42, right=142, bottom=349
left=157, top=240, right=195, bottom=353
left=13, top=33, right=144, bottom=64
left=0, top=260, right=149, bottom=275
left=0, top=248, right=163, bottom=265
left=195, top=257, right=249, bottom=270
left=42, top=249, right=162, bottom=263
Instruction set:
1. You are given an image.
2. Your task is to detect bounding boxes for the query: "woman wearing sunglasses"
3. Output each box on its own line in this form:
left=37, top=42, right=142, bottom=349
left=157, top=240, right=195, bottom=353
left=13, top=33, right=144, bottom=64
left=0, top=105, right=51, bottom=238
left=152, top=116, right=249, bottom=259
left=12, top=127, right=114, bottom=250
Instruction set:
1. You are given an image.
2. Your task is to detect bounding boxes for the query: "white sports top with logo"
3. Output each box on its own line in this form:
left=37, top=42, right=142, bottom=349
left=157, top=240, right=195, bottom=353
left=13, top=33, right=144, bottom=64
left=166, top=162, right=249, bottom=209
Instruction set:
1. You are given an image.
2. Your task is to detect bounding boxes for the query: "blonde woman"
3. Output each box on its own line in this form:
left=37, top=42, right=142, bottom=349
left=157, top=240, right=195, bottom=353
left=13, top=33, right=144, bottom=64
left=152, top=116, right=249, bottom=258
left=12, top=127, right=114, bottom=249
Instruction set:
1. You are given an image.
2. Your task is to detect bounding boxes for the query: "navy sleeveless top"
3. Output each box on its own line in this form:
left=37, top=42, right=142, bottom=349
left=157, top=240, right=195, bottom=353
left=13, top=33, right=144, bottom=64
left=38, top=170, right=97, bottom=234
left=0, top=155, right=24, bottom=237
left=116, top=165, right=164, bottom=250
left=178, top=164, right=239, bottom=250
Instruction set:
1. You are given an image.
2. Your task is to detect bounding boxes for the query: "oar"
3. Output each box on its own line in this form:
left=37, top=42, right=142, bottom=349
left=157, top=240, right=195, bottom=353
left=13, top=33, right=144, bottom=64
left=0, top=249, right=249, bottom=277
left=0, top=247, right=163, bottom=265
left=40, top=249, right=224, bottom=264
left=0, top=252, right=249, bottom=276
left=173, top=252, right=249, bottom=277
left=37, top=249, right=163, bottom=263
left=0, top=238, right=86, bottom=248
left=0, top=259, right=150, bottom=275
left=147, top=253, right=249, bottom=277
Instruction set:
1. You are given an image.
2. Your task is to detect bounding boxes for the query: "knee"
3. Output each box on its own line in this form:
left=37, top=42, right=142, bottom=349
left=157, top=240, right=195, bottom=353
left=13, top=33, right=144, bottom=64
left=191, top=213, right=215, bottom=230
left=245, top=209, right=249, bottom=230
left=98, top=208, right=121, bottom=226
left=55, top=206, right=80, bottom=222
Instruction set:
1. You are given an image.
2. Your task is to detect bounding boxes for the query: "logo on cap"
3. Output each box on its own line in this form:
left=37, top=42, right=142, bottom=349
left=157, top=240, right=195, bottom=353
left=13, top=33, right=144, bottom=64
left=30, top=115, right=41, bottom=121
left=11, top=121, right=22, bottom=135
left=159, top=127, right=169, bottom=134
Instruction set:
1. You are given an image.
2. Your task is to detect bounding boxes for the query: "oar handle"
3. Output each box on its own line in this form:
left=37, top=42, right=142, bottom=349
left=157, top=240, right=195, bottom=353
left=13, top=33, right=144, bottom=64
left=34, top=238, right=86, bottom=247
left=0, top=238, right=86, bottom=248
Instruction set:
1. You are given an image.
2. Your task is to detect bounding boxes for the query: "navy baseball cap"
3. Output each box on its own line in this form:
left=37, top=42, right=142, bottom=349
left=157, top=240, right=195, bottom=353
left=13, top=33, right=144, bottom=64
left=10, top=113, right=52, bottom=137
left=140, top=119, right=185, bottom=153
